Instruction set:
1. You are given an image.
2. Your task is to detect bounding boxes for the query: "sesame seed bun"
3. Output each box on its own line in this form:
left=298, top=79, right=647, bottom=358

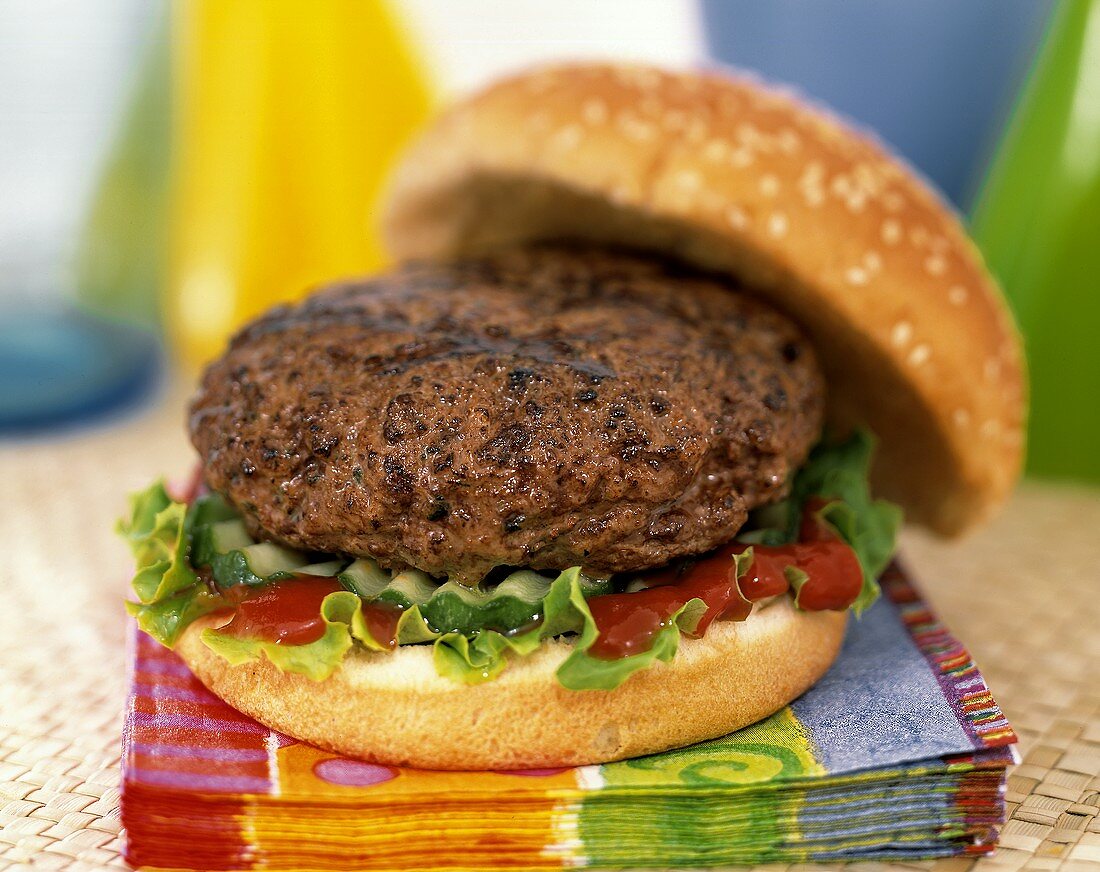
left=382, top=63, right=1026, bottom=534
left=176, top=598, right=845, bottom=770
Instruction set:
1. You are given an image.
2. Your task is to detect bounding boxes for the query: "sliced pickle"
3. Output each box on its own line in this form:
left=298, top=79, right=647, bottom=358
left=338, top=560, right=611, bottom=636
left=189, top=494, right=612, bottom=636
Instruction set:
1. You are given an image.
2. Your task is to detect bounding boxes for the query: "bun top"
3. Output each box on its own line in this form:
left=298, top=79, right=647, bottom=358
left=381, top=62, right=1026, bottom=535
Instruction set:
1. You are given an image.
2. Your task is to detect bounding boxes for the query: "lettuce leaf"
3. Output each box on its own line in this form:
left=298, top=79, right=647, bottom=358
left=118, top=483, right=614, bottom=684
left=434, top=568, right=715, bottom=692
left=119, top=481, right=227, bottom=647
left=117, top=480, right=197, bottom=603
left=125, top=584, right=224, bottom=647
left=434, top=632, right=515, bottom=684
left=201, top=590, right=360, bottom=681
left=555, top=583, right=710, bottom=692
left=741, top=430, right=902, bottom=615
left=198, top=570, right=602, bottom=686
left=432, top=568, right=586, bottom=685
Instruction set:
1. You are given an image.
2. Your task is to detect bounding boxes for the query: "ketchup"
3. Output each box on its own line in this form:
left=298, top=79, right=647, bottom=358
left=220, top=577, right=343, bottom=645
left=585, top=542, right=754, bottom=660
left=586, top=498, right=863, bottom=660
left=361, top=601, right=404, bottom=650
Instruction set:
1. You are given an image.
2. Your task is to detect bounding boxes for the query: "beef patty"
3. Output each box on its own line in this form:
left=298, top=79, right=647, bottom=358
left=189, top=246, right=825, bottom=584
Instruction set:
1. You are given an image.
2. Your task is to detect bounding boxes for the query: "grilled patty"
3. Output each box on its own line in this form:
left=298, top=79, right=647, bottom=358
left=190, top=246, right=825, bottom=585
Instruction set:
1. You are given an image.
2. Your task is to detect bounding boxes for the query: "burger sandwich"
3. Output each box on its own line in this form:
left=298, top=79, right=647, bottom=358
left=120, top=63, right=1025, bottom=770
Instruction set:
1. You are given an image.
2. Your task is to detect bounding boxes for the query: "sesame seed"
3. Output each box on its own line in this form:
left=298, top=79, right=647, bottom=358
left=980, top=419, right=1000, bottom=439
left=924, top=254, right=947, bottom=276
left=845, top=266, right=869, bottom=286
left=525, top=74, right=556, bottom=95
left=552, top=124, right=583, bottom=151
left=703, top=139, right=729, bottom=162
left=759, top=174, right=780, bottom=197
left=726, top=206, right=749, bottom=230
left=677, top=72, right=702, bottom=93
left=633, top=68, right=662, bottom=90
left=610, top=185, right=632, bottom=204
left=830, top=175, right=851, bottom=197
left=663, top=110, right=688, bottom=131
left=881, top=220, right=902, bottom=246
left=640, top=95, right=663, bottom=116
left=582, top=99, right=607, bottom=125
left=778, top=128, right=801, bottom=153
left=618, top=115, right=655, bottom=141
left=528, top=110, right=551, bottom=132
left=864, top=251, right=883, bottom=271
left=907, top=343, right=932, bottom=366
left=948, top=285, right=969, bottom=306
left=891, top=321, right=913, bottom=347
left=768, top=212, right=789, bottom=238
left=853, top=163, right=880, bottom=191
left=730, top=149, right=754, bottom=168
left=984, top=357, right=1002, bottom=381
left=800, top=161, right=825, bottom=184
left=717, top=94, right=741, bottom=116
left=952, top=408, right=971, bottom=428
left=699, top=190, right=724, bottom=211
left=675, top=169, right=701, bottom=191
left=735, top=122, right=760, bottom=144
left=685, top=119, right=708, bottom=143
left=803, top=188, right=825, bottom=207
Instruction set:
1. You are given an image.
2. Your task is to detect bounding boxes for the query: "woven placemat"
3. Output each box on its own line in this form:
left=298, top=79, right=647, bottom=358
left=2, top=384, right=1098, bottom=872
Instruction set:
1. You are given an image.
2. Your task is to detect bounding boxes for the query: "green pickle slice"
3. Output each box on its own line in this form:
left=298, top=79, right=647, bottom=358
left=186, top=493, right=610, bottom=638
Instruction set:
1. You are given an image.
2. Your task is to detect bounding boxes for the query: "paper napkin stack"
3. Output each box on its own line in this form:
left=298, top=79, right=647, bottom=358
left=122, top=565, right=1016, bottom=870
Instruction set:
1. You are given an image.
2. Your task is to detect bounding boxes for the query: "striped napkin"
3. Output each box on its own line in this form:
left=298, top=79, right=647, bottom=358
left=121, top=565, right=1016, bottom=870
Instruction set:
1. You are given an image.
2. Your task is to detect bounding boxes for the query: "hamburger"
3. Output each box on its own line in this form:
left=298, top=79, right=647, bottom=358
left=120, top=63, right=1025, bottom=770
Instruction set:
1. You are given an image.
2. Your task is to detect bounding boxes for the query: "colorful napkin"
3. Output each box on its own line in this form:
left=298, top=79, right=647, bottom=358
left=121, top=565, right=1016, bottom=870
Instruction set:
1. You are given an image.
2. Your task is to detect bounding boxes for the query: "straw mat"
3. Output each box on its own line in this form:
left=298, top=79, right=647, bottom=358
left=1, top=386, right=1097, bottom=871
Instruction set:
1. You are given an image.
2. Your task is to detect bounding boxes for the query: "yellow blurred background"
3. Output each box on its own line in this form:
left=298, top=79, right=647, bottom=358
left=166, top=0, right=433, bottom=365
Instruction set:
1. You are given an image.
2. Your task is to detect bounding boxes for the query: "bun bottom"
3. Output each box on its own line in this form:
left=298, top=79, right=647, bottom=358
left=176, top=598, right=846, bottom=770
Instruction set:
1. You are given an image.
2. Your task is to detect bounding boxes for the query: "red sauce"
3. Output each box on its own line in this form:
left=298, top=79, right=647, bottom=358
left=362, top=601, right=404, bottom=650
left=220, top=577, right=343, bottom=646
left=585, top=542, right=750, bottom=659
left=586, top=498, right=863, bottom=660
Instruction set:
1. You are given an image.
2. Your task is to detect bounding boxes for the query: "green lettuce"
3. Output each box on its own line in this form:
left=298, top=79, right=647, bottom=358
left=741, top=430, right=902, bottom=615
left=119, top=481, right=226, bottom=646
left=124, top=585, right=224, bottom=648
left=197, top=569, right=600, bottom=687
left=117, top=480, right=197, bottom=603
left=554, top=585, right=708, bottom=692
left=433, top=565, right=733, bottom=692
left=432, top=568, right=587, bottom=685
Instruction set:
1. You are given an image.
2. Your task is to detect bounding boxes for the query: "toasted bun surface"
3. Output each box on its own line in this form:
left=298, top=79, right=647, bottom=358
left=383, top=63, right=1026, bottom=534
left=176, top=599, right=845, bottom=770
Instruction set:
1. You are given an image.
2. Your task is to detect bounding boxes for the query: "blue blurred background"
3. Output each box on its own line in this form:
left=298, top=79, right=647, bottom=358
left=702, top=0, right=1052, bottom=209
